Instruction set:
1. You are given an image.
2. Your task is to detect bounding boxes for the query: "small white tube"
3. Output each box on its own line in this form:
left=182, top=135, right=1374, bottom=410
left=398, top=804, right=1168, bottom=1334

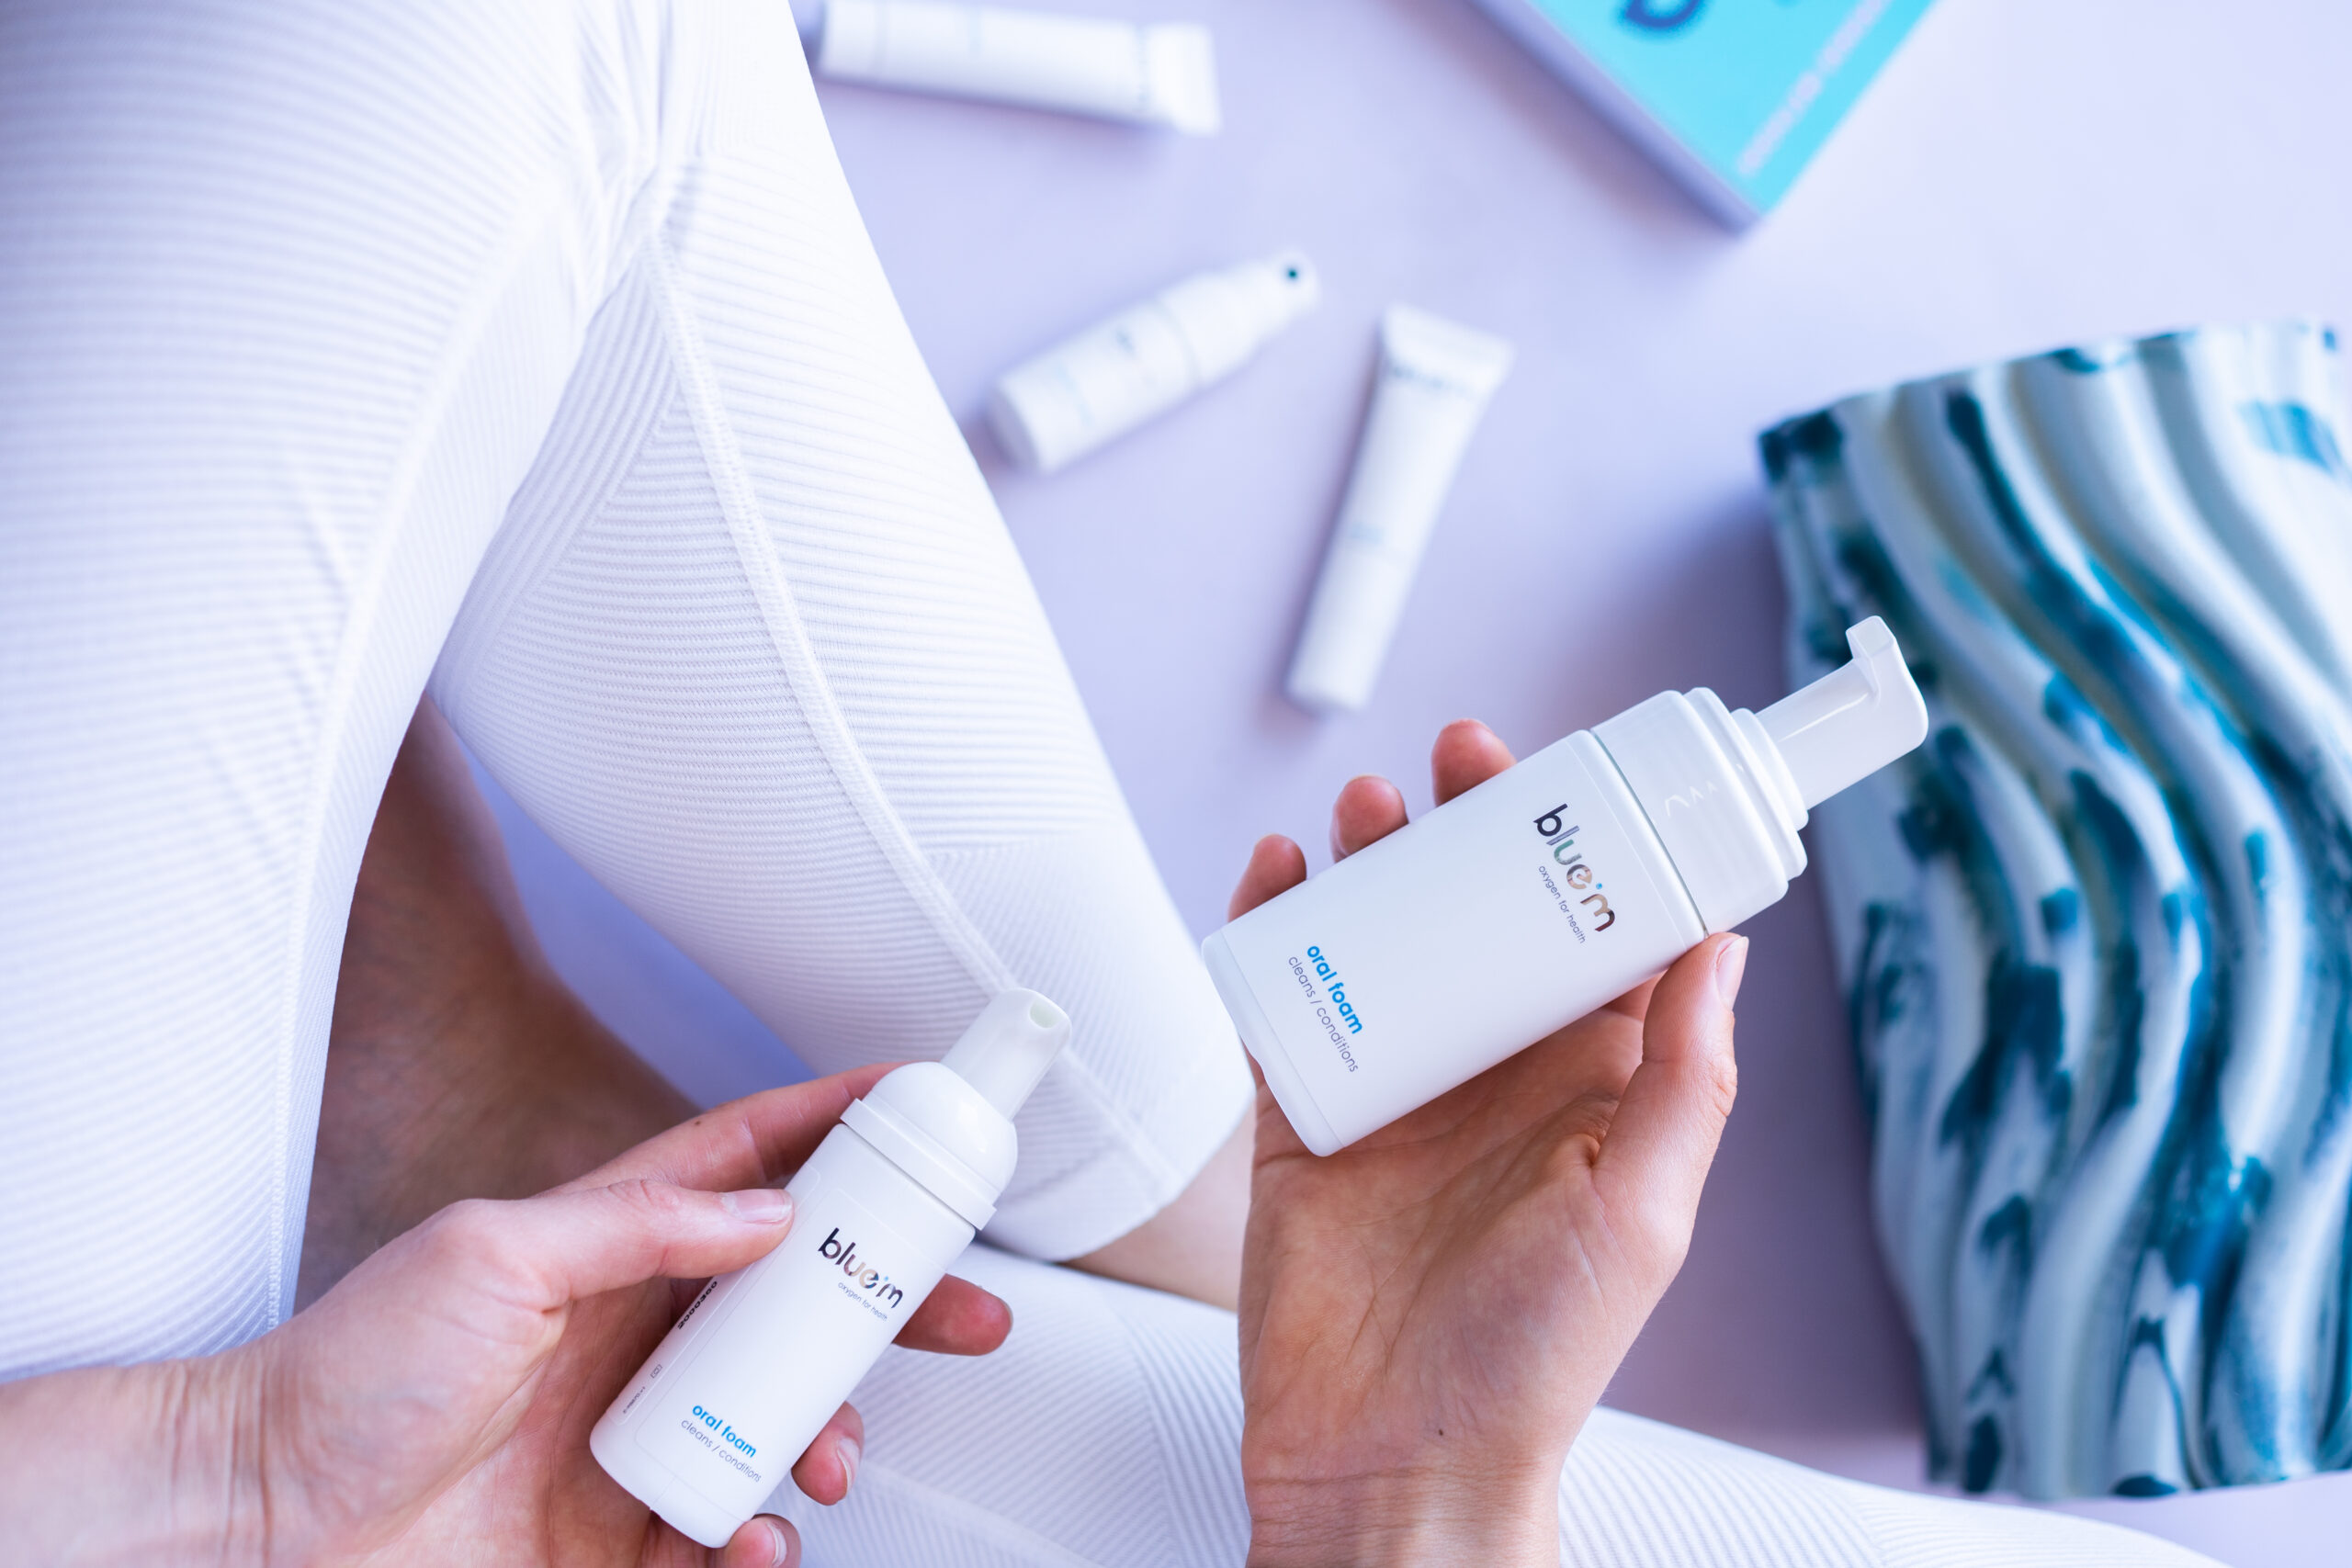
left=1286, top=305, right=1514, bottom=715
left=818, top=1, right=1221, bottom=134
left=988, top=251, right=1319, bottom=474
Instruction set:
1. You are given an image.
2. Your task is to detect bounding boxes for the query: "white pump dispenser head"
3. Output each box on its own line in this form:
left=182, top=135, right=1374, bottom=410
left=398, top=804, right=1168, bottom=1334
left=942, top=989, right=1072, bottom=1117
left=1758, top=617, right=1929, bottom=809
left=843, top=987, right=1069, bottom=1228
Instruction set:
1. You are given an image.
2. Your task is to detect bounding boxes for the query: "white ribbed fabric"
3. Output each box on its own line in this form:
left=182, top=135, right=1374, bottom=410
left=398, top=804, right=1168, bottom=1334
left=0, top=2, right=2218, bottom=1562
left=0, top=0, right=642, bottom=1373
left=1555, top=1409, right=2220, bottom=1568
left=425, top=31, right=1246, bottom=1262
left=0, top=0, right=1244, bottom=1379
left=785, top=1247, right=2222, bottom=1568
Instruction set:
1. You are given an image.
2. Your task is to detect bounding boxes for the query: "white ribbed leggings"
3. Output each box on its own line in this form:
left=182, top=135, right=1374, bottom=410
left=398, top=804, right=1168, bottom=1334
left=0, top=1, right=2210, bottom=1562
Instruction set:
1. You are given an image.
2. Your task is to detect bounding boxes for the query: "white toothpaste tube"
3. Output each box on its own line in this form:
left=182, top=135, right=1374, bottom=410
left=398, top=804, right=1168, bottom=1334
left=817, top=1, right=1221, bottom=135
left=988, top=251, right=1319, bottom=474
left=1285, top=305, right=1514, bottom=715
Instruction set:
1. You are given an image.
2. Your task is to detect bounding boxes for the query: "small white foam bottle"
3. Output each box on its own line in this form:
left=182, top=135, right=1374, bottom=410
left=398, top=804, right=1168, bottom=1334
left=1204, top=619, right=1929, bottom=1156
left=989, top=252, right=1319, bottom=474
left=592, top=991, right=1070, bottom=1547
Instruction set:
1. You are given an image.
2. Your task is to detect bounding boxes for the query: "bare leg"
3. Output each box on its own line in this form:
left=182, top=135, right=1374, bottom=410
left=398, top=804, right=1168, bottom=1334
left=298, top=700, right=693, bottom=1305
left=1068, top=1116, right=1251, bottom=1311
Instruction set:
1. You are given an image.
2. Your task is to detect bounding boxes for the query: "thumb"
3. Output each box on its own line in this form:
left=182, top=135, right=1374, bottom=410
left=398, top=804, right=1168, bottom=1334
left=473, top=1179, right=797, bottom=1308
left=712, top=1514, right=798, bottom=1568
left=1592, top=934, right=1744, bottom=1247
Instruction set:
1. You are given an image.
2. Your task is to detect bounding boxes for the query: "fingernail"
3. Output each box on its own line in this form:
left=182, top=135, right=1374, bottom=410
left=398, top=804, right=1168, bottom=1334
left=759, top=1517, right=793, bottom=1568
left=1714, top=936, right=1749, bottom=1009
left=722, top=1188, right=793, bottom=1224
left=836, top=1435, right=861, bottom=1491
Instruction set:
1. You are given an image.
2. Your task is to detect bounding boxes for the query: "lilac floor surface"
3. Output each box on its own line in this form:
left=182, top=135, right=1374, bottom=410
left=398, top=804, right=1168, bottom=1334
left=496, top=3, right=2352, bottom=1561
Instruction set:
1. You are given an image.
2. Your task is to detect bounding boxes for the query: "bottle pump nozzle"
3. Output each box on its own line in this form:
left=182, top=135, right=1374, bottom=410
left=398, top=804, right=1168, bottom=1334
left=1758, top=617, right=1928, bottom=810
left=941, top=989, right=1072, bottom=1118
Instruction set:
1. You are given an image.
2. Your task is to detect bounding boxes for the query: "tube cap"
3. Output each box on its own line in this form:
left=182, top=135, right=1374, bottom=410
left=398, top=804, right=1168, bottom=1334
left=1143, top=23, right=1221, bottom=136
left=941, top=989, right=1071, bottom=1118
left=815, top=0, right=883, bottom=79
left=1758, top=617, right=1929, bottom=809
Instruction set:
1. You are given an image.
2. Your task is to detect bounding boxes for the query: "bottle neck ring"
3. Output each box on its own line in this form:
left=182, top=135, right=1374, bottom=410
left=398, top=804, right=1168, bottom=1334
left=1592, top=689, right=1806, bottom=933
left=842, top=1095, right=1000, bottom=1230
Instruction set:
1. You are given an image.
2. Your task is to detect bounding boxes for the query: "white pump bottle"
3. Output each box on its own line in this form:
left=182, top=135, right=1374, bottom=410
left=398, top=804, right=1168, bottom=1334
left=591, top=991, right=1070, bottom=1547
left=1203, top=619, right=1928, bottom=1156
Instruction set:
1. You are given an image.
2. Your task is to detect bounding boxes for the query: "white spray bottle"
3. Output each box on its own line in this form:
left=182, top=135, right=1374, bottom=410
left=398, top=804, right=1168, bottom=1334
left=592, top=990, right=1069, bottom=1547
left=988, top=251, right=1320, bottom=474
left=1203, top=619, right=1928, bottom=1155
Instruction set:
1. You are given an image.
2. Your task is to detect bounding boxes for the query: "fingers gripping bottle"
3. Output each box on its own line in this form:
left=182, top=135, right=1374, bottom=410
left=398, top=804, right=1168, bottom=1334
left=592, top=991, right=1070, bottom=1546
left=1203, top=619, right=1928, bottom=1156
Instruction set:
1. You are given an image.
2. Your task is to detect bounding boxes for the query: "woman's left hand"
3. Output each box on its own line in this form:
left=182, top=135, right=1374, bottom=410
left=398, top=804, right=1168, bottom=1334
left=1231, top=720, right=1746, bottom=1568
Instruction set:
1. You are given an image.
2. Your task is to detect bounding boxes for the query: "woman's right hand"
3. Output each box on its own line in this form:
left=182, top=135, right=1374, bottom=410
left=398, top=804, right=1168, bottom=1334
left=1231, top=720, right=1747, bottom=1568
left=0, top=1067, right=1012, bottom=1567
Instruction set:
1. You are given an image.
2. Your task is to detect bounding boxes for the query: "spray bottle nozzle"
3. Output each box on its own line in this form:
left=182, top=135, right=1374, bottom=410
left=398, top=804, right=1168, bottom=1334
left=1757, top=617, right=1928, bottom=811
left=940, top=990, right=1071, bottom=1119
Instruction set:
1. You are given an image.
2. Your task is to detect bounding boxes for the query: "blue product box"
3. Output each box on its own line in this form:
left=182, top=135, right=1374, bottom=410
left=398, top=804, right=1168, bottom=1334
left=1471, top=0, right=1939, bottom=225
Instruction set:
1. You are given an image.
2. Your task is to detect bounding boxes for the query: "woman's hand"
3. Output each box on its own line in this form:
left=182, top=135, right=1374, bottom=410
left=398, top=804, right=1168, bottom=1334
left=1232, top=720, right=1747, bottom=1568
left=0, top=1068, right=1011, bottom=1567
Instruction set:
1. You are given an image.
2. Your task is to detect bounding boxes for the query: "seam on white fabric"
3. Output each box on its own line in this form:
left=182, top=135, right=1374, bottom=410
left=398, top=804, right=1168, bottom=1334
left=1093, top=1272, right=1244, bottom=1565
left=644, top=230, right=1016, bottom=999
left=1054, top=1026, right=1235, bottom=1205
left=270, top=175, right=573, bottom=1320
left=926, top=834, right=1210, bottom=1209
left=644, top=217, right=1206, bottom=1235
left=438, top=24, right=694, bottom=719
left=432, top=274, right=668, bottom=720
left=850, top=1461, right=1110, bottom=1568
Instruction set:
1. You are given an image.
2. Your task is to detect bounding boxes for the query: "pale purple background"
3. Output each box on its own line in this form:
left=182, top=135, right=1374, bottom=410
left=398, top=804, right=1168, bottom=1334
left=486, top=1, right=2352, bottom=1562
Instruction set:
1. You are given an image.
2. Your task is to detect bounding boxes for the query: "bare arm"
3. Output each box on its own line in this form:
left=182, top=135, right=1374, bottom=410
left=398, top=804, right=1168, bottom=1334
left=0, top=1359, right=252, bottom=1564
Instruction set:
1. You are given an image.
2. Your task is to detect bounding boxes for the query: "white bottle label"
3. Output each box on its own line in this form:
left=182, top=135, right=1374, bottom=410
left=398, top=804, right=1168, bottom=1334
left=1217, top=732, right=1704, bottom=1147
left=1041, top=302, right=1197, bottom=447
left=611, top=1147, right=948, bottom=1523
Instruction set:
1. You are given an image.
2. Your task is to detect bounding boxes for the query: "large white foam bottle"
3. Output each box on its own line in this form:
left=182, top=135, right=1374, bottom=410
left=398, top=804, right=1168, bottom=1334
left=1204, top=619, right=1928, bottom=1156
left=592, top=991, right=1069, bottom=1547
